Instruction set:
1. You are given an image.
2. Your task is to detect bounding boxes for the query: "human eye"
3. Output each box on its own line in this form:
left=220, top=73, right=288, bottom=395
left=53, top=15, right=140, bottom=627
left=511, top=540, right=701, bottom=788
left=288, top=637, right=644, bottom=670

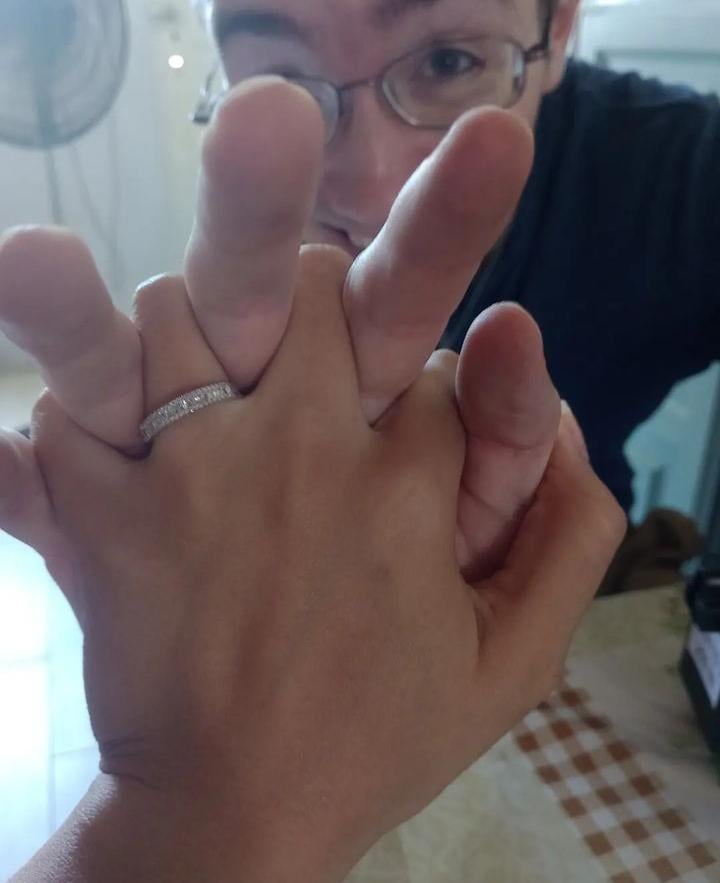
left=388, top=38, right=512, bottom=119
left=417, top=45, right=486, bottom=81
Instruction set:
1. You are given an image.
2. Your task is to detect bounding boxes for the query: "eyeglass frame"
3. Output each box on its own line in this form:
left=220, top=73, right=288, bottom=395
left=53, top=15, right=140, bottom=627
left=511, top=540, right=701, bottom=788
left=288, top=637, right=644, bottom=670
left=192, top=13, right=554, bottom=136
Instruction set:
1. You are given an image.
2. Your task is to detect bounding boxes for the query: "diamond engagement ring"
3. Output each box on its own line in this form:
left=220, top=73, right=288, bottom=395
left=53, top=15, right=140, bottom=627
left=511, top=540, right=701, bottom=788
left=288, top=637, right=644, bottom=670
left=140, top=382, right=240, bottom=443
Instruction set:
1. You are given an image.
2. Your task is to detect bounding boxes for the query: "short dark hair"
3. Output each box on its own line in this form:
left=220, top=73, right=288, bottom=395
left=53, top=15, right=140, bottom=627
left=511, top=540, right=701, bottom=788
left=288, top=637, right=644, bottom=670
left=196, top=0, right=561, bottom=20
left=194, top=1, right=561, bottom=35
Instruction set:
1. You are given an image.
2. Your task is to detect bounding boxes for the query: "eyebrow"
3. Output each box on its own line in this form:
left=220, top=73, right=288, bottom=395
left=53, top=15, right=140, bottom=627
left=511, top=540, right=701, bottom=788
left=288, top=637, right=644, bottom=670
left=371, top=0, right=444, bottom=28
left=212, top=10, right=309, bottom=46
left=213, top=0, right=447, bottom=47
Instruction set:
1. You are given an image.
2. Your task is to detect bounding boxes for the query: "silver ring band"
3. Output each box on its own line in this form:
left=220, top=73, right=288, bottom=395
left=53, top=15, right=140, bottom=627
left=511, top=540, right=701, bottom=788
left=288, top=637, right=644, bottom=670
left=140, top=382, right=239, bottom=443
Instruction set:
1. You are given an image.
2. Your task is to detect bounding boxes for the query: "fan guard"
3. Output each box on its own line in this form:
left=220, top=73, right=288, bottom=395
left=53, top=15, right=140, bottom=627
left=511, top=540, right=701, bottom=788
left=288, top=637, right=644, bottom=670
left=0, top=0, right=129, bottom=149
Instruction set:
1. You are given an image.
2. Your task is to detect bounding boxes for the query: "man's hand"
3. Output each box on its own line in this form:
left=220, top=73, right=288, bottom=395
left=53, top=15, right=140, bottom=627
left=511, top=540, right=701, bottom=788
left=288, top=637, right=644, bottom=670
left=0, top=77, right=557, bottom=582
left=14, top=254, right=625, bottom=883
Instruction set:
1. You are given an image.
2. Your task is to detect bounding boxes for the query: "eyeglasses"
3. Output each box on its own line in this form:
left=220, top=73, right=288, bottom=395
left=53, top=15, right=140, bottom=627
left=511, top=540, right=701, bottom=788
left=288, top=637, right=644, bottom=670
left=193, top=33, right=550, bottom=144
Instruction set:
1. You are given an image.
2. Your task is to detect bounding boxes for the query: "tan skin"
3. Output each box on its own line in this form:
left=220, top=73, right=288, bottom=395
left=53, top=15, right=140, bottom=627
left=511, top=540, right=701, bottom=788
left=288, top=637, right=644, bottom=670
left=11, top=244, right=623, bottom=883
left=0, top=0, right=579, bottom=580
left=0, top=3, right=625, bottom=881
left=216, top=0, right=577, bottom=250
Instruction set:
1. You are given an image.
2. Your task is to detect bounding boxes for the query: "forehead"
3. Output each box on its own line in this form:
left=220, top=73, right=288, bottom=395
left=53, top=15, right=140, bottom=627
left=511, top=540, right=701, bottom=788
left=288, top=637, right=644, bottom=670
left=212, top=0, right=528, bottom=44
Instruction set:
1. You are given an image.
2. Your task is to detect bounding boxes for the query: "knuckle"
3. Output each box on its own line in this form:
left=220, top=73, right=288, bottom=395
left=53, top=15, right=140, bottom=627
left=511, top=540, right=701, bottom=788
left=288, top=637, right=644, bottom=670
left=583, top=475, right=628, bottom=553
left=132, top=275, right=185, bottom=327
left=29, top=390, right=61, bottom=451
left=413, top=374, right=464, bottom=452
left=299, top=244, right=353, bottom=294
left=30, top=389, right=54, bottom=429
left=604, top=490, right=629, bottom=544
left=550, top=446, right=629, bottom=567
left=429, top=348, right=460, bottom=374
left=422, top=363, right=458, bottom=406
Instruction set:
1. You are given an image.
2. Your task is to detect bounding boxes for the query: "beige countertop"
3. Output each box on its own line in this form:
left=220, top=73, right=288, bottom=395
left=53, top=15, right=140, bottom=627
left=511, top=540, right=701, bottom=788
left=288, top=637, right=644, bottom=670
left=349, top=587, right=720, bottom=883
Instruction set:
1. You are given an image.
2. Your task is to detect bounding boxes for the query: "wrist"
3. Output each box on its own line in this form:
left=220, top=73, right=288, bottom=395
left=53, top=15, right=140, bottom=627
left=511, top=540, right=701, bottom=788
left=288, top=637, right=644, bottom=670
left=99, top=741, right=380, bottom=883
left=16, top=773, right=371, bottom=883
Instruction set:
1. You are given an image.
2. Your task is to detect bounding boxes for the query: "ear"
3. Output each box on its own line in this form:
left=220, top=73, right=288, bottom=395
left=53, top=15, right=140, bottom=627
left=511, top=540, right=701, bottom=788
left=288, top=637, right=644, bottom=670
left=541, top=0, right=581, bottom=94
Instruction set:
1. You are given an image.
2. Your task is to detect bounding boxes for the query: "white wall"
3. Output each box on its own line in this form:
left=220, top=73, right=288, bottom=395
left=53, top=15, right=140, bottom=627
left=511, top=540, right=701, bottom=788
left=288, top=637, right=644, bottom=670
left=0, top=0, right=214, bottom=371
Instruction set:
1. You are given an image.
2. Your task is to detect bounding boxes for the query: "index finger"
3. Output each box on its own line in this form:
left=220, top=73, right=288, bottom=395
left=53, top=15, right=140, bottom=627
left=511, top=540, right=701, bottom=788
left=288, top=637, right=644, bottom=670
left=344, top=108, right=534, bottom=421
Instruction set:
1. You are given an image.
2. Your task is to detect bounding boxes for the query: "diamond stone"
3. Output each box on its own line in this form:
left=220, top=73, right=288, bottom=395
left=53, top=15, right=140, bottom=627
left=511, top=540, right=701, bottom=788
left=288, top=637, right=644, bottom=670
left=140, top=382, right=238, bottom=443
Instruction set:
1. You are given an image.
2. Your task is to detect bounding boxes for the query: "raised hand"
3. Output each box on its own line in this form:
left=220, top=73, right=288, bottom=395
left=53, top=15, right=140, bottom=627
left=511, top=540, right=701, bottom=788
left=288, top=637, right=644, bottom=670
left=14, top=252, right=624, bottom=883
left=0, top=78, right=557, bottom=584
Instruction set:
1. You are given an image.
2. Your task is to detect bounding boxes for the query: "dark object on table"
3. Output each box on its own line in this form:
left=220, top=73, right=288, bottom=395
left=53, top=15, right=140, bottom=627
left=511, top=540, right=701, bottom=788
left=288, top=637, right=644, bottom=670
left=680, top=555, right=720, bottom=755
left=597, top=508, right=703, bottom=596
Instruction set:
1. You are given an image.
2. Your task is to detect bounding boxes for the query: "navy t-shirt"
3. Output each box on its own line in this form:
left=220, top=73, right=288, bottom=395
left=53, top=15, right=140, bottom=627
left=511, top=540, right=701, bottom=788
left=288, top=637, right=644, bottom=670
left=441, top=60, right=720, bottom=513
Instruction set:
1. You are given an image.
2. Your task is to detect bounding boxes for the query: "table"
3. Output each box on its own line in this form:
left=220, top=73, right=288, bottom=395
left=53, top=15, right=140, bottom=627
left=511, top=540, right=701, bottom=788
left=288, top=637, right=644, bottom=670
left=348, top=587, right=720, bottom=883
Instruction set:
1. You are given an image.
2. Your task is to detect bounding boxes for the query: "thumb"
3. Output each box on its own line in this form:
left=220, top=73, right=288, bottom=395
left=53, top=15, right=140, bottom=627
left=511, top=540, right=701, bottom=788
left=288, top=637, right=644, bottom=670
left=477, top=410, right=627, bottom=693
left=455, top=303, right=560, bottom=579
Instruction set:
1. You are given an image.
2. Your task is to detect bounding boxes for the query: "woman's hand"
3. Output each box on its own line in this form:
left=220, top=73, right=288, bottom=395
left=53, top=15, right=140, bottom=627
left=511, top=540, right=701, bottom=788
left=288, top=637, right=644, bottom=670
left=14, top=248, right=624, bottom=883
left=0, top=77, right=558, bottom=587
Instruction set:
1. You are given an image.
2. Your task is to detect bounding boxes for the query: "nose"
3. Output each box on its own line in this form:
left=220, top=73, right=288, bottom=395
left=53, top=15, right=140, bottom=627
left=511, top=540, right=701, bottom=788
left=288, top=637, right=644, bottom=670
left=319, top=86, right=440, bottom=237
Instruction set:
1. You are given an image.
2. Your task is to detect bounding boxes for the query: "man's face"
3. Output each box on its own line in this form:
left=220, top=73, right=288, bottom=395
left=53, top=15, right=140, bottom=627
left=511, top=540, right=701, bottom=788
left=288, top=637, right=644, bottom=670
left=211, top=0, right=576, bottom=257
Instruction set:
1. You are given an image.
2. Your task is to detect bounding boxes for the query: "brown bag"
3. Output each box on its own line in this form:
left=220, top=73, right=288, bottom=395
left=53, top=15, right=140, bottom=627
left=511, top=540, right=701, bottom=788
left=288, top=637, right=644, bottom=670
left=597, top=507, right=704, bottom=596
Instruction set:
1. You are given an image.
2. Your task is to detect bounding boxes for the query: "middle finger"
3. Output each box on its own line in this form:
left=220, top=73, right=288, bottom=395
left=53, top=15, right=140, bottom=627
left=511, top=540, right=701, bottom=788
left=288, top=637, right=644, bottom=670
left=184, top=77, right=326, bottom=391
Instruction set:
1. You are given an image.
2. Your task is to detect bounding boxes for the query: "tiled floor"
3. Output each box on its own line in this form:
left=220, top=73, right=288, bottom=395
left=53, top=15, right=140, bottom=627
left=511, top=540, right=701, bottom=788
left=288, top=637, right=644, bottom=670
left=1, top=374, right=99, bottom=880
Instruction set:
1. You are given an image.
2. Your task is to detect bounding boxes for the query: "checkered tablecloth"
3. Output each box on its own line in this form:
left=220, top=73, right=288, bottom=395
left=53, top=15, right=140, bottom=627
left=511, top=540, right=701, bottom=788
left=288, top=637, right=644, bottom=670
left=350, top=588, right=720, bottom=883
left=514, top=685, right=718, bottom=882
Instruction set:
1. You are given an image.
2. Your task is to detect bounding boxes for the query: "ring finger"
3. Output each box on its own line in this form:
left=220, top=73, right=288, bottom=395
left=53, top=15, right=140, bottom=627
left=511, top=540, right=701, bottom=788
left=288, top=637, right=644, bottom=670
left=132, top=275, right=232, bottom=452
